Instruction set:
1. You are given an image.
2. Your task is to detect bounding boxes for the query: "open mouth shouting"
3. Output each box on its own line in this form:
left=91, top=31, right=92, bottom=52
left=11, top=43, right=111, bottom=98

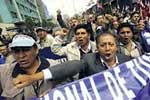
left=104, top=53, right=112, bottom=60
left=78, top=39, right=84, bottom=45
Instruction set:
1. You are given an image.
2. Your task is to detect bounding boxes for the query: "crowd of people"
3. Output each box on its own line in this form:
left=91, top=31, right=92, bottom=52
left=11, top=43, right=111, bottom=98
left=0, top=0, right=150, bottom=99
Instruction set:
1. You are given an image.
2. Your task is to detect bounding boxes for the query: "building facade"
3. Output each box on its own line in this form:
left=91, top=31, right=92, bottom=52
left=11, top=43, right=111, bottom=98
left=36, top=0, right=51, bottom=20
left=0, top=0, right=43, bottom=23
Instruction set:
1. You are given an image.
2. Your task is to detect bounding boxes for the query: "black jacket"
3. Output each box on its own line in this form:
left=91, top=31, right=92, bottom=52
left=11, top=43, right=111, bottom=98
left=50, top=53, right=131, bottom=80
left=79, top=53, right=131, bottom=78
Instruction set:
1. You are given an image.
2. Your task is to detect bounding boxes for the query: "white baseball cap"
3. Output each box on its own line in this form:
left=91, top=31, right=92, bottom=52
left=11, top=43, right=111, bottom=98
left=9, top=34, right=36, bottom=48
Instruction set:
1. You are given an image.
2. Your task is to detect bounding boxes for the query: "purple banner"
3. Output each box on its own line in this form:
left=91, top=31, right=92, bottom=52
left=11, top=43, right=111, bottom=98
left=32, top=53, right=150, bottom=100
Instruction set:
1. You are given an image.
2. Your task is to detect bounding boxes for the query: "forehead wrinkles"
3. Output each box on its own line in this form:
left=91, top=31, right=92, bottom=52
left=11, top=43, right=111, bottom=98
left=99, top=35, right=116, bottom=43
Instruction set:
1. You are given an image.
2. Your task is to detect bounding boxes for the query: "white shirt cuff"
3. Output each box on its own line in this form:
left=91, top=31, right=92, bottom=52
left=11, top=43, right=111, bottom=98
left=42, top=69, right=52, bottom=80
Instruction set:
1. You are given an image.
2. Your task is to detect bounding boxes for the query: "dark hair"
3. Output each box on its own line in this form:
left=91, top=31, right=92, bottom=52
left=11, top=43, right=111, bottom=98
left=0, top=28, right=2, bottom=34
left=95, top=32, right=117, bottom=46
left=74, top=24, right=91, bottom=34
left=117, top=23, right=133, bottom=34
left=0, top=35, right=10, bottom=45
left=32, top=43, right=38, bottom=48
left=131, top=12, right=139, bottom=18
left=95, top=14, right=104, bottom=21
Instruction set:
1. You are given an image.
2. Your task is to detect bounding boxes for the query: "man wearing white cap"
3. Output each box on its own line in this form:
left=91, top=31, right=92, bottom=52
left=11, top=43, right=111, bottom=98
left=0, top=33, right=54, bottom=99
left=0, top=33, right=81, bottom=99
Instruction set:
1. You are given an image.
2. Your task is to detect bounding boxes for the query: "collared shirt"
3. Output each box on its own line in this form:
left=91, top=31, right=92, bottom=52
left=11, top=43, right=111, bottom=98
left=78, top=42, right=92, bottom=54
left=100, top=56, right=119, bottom=69
left=78, top=43, right=92, bottom=59
left=119, top=41, right=141, bottom=58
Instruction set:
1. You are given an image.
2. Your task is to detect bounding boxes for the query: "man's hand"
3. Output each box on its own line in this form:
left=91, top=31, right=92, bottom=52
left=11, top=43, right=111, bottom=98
left=13, top=72, right=44, bottom=89
left=13, top=74, right=34, bottom=89
left=56, top=9, right=61, bottom=15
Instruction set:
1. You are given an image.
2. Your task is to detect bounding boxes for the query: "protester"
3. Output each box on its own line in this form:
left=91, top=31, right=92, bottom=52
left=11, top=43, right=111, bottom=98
left=0, top=33, right=80, bottom=99
left=56, top=9, right=67, bottom=28
left=0, top=40, right=14, bottom=64
left=79, top=32, right=131, bottom=78
left=35, top=27, right=67, bottom=60
left=51, top=23, right=97, bottom=81
left=36, top=27, right=55, bottom=49
left=86, top=13, right=97, bottom=41
left=57, top=13, right=81, bottom=43
left=51, top=23, right=96, bottom=60
left=130, top=12, right=140, bottom=32
left=67, top=17, right=81, bottom=43
left=2, top=0, right=150, bottom=99
left=110, top=20, right=120, bottom=37
left=53, top=27, right=69, bottom=45
left=12, top=32, right=131, bottom=89
left=95, top=14, right=111, bottom=35
left=117, top=23, right=144, bottom=58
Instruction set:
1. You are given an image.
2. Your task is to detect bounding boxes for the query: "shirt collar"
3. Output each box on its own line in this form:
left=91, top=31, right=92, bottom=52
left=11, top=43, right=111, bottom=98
left=100, top=56, right=119, bottom=69
left=12, top=57, right=50, bottom=78
left=78, top=42, right=91, bottom=53
left=119, top=41, right=138, bottom=49
left=131, top=41, right=138, bottom=49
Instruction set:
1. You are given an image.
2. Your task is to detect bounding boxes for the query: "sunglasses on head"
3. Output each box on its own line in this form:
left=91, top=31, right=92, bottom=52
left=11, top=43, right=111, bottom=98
left=11, top=47, right=32, bottom=53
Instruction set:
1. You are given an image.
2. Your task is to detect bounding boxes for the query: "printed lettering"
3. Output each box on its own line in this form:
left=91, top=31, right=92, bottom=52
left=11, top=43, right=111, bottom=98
left=79, top=81, right=92, bottom=100
left=89, top=77, right=101, bottom=100
left=53, top=90, right=65, bottom=100
left=104, top=71, right=123, bottom=100
left=134, top=59, right=150, bottom=81
left=64, top=87, right=75, bottom=100
left=126, top=61, right=146, bottom=86
left=114, top=67, right=136, bottom=98
left=72, top=85, right=80, bottom=100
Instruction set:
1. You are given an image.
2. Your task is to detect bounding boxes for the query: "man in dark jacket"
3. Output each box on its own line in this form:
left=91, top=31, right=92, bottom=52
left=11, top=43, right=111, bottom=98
left=79, top=32, right=131, bottom=78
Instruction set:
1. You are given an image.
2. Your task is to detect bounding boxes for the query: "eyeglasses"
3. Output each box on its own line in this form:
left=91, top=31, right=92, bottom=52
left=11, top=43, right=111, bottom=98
left=11, top=47, right=32, bottom=53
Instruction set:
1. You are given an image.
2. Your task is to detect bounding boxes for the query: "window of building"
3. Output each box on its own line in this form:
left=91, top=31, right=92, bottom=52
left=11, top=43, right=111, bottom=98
left=16, top=2, right=20, bottom=9
left=10, top=11, right=17, bottom=18
left=24, top=7, right=28, bottom=12
left=21, top=14, right=24, bottom=19
left=20, top=5, right=24, bottom=10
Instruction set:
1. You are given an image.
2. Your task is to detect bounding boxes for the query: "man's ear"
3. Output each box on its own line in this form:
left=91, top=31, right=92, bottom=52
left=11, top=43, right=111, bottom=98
left=88, top=33, right=91, bottom=40
left=35, top=48, right=39, bottom=55
left=96, top=44, right=99, bottom=49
